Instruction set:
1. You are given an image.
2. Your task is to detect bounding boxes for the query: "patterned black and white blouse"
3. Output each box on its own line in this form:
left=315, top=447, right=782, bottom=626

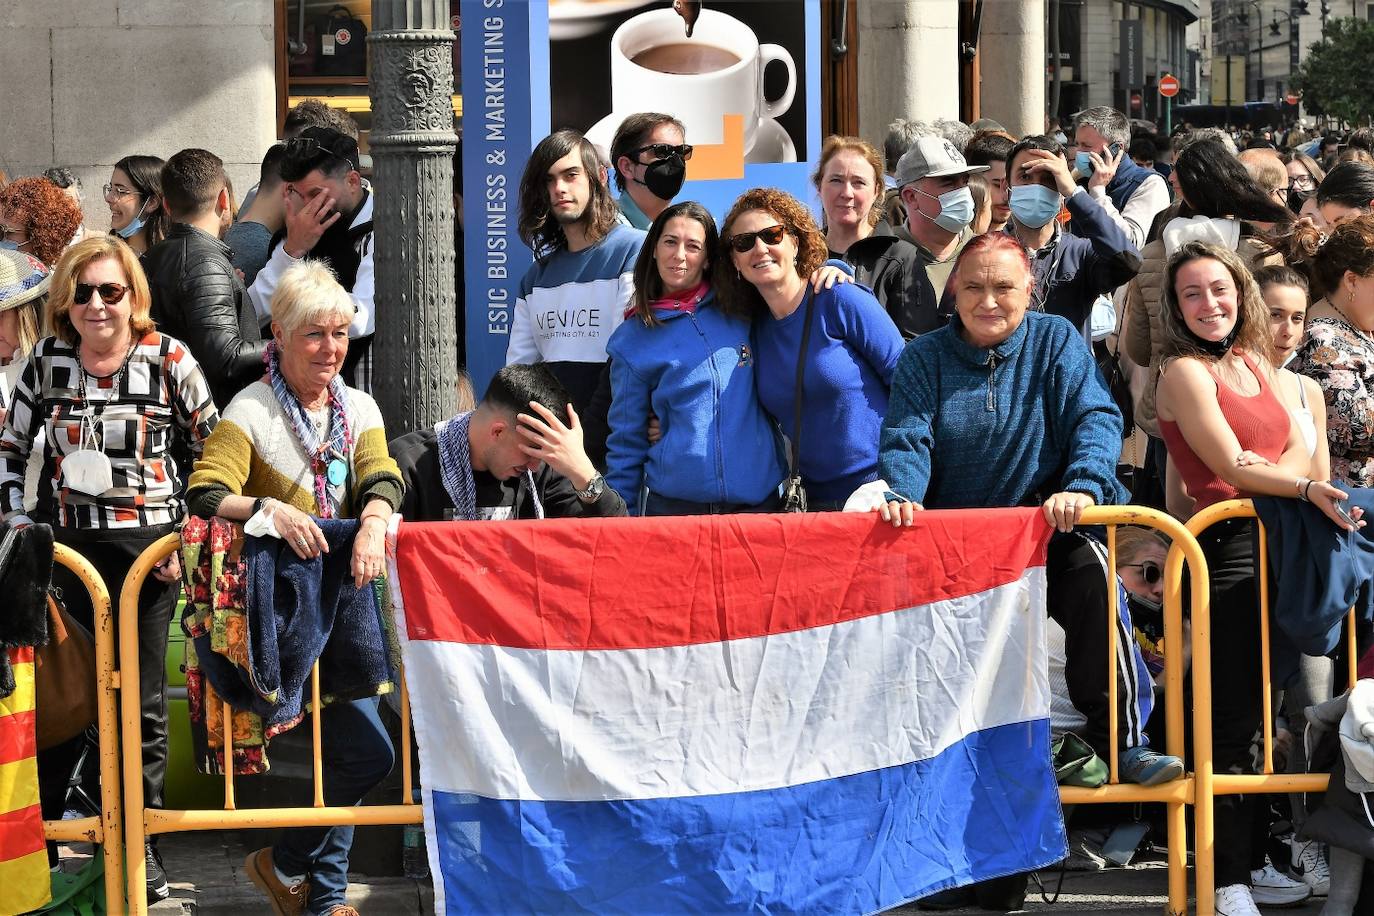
left=0, top=332, right=218, bottom=529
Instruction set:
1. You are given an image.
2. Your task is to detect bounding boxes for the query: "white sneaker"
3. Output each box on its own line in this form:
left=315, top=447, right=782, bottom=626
left=1289, top=839, right=1330, bottom=896
left=1250, top=860, right=1313, bottom=906
left=1216, top=883, right=1261, bottom=916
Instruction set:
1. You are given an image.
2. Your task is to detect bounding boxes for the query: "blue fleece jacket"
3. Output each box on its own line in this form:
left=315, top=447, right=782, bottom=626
left=605, top=292, right=786, bottom=511
left=879, top=311, right=1127, bottom=509
left=754, top=283, right=904, bottom=503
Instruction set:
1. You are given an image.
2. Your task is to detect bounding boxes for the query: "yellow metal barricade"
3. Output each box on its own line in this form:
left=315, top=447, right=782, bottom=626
left=46, top=542, right=126, bottom=914
left=1187, top=498, right=1356, bottom=916
left=119, top=534, right=421, bottom=915
left=1065, top=506, right=1208, bottom=916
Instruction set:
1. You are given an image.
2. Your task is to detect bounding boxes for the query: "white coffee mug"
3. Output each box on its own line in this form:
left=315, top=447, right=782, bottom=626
left=610, top=9, right=796, bottom=155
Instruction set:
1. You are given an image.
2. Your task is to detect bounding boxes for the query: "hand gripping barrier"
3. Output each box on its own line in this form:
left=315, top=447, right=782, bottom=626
left=1186, top=499, right=1357, bottom=916
left=47, top=543, right=126, bottom=913
left=119, top=533, right=421, bottom=915
left=1070, top=506, right=1207, bottom=916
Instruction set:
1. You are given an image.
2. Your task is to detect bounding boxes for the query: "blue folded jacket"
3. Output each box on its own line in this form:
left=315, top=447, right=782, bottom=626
left=1253, top=491, right=1374, bottom=686
left=195, top=518, right=397, bottom=729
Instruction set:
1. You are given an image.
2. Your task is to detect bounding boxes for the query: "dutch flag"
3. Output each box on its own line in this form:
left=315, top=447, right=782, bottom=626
left=390, top=509, right=1068, bottom=914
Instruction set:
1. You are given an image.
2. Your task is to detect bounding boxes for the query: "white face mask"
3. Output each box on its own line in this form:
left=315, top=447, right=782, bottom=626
left=62, top=415, right=113, bottom=497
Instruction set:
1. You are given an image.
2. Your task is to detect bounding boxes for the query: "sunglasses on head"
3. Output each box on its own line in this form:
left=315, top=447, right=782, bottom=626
left=1124, top=561, right=1162, bottom=585
left=633, top=143, right=693, bottom=162
left=727, top=224, right=787, bottom=253
left=284, top=137, right=352, bottom=170
left=73, top=282, right=128, bottom=306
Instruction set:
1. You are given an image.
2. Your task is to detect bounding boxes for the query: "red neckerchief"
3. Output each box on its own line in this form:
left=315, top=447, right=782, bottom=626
left=625, top=280, right=709, bottom=319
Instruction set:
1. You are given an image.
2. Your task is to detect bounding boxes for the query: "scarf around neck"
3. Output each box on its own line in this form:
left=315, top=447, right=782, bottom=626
left=625, top=280, right=709, bottom=319
left=265, top=341, right=354, bottom=518
left=435, top=411, right=545, bottom=521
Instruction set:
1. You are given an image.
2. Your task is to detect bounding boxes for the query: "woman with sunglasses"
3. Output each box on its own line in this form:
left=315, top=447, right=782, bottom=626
left=0, top=236, right=217, bottom=901
left=105, top=154, right=169, bottom=255
left=716, top=188, right=904, bottom=510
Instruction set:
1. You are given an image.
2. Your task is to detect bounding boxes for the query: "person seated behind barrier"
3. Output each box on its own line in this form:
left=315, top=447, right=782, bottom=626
left=0, top=237, right=218, bottom=900
left=604, top=202, right=785, bottom=515
left=872, top=232, right=1184, bottom=789
left=186, top=258, right=403, bottom=916
left=391, top=363, right=627, bottom=522
left=1153, top=241, right=1354, bottom=914
left=716, top=188, right=905, bottom=511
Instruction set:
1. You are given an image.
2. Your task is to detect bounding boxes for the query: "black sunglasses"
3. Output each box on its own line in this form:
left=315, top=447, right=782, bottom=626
left=727, top=224, right=787, bottom=253
left=73, top=282, right=128, bottom=306
left=284, top=137, right=352, bottom=169
left=1123, top=561, right=1162, bottom=585
left=632, top=143, right=693, bottom=162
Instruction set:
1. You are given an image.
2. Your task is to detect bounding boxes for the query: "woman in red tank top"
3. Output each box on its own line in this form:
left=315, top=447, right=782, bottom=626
left=1153, top=241, right=1359, bottom=913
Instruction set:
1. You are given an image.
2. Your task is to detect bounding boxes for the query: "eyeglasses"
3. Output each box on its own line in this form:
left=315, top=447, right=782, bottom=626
left=102, top=183, right=137, bottom=200
left=632, top=143, right=694, bottom=162
left=0, top=225, right=24, bottom=240
left=1291, top=175, right=1317, bottom=191
left=1122, top=561, right=1162, bottom=585
left=73, top=282, right=128, bottom=306
left=727, top=224, right=787, bottom=253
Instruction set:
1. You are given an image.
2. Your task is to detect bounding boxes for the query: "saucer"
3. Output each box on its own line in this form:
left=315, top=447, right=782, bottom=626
left=585, top=112, right=798, bottom=165
left=549, top=0, right=655, bottom=41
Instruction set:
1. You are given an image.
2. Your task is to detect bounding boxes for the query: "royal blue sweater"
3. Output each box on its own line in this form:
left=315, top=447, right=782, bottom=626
left=879, top=311, right=1126, bottom=509
left=754, top=283, right=904, bottom=503
left=605, top=293, right=786, bottom=511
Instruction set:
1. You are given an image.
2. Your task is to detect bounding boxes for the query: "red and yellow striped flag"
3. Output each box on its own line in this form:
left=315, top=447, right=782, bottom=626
left=0, top=646, right=50, bottom=913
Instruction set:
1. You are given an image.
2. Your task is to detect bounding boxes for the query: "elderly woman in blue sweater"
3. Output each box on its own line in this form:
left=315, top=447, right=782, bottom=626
left=875, top=231, right=1183, bottom=789
left=715, top=188, right=905, bottom=510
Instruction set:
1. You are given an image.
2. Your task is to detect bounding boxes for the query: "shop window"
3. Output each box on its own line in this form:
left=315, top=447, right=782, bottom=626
left=277, top=0, right=463, bottom=153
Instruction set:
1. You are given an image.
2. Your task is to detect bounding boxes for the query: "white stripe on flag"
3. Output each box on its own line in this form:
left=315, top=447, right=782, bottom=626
left=401, top=569, right=1048, bottom=801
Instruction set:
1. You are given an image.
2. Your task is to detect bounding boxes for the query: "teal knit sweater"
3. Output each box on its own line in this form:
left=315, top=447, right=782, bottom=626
left=878, top=311, right=1126, bottom=509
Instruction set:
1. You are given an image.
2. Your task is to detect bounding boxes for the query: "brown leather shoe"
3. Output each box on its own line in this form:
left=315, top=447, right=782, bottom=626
left=244, top=847, right=310, bottom=916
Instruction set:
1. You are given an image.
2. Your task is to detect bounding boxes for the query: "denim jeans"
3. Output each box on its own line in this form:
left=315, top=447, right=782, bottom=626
left=643, top=491, right=781, bottom=516
left=274, top=697, right=396, bottom=913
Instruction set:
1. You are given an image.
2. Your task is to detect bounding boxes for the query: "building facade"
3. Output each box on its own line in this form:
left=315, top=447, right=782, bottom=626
left=1051, top=0, right=1200, bottom=123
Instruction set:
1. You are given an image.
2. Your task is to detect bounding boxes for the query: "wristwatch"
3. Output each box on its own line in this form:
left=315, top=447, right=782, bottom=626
left=575, top=474, right=606, bottom=503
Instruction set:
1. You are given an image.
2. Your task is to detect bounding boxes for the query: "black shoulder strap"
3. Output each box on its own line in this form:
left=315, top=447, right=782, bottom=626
left=789, top=290, right=817, bottom=480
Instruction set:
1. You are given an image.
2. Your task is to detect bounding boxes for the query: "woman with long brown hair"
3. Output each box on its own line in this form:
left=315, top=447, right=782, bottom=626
left=1154, top=241, right=1349, bottom=915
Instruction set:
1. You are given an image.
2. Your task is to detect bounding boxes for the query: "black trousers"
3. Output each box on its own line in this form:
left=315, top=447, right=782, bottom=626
left=1197, top=519, right=1267, bottom=888
left=38, top=523, right=178, bottom=833
left=1048, top=532, right=1149, bottom=762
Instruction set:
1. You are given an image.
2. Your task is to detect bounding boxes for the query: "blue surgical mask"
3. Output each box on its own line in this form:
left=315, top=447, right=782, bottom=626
left=915, top=186, right=975, bottom=234
left=0, top=241, right=19, bottom=251
left=1074, top=151, right=1095, bottom=176
left=114, top=199, right=150, bottom=240
left=1009, top=184, right=1063, bottom=229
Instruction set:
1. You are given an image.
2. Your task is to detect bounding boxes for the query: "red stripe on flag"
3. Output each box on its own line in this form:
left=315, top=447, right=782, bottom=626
left=396, top=508, right=1051, bottom=650
left=0, top=805, right=45, bottom=862
left=6, top=649, right=31, bottom=666
left=0, top=711, right=35, bottom=768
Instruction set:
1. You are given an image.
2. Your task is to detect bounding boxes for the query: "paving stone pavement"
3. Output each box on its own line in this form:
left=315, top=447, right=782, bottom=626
left=110, top=831, right=1328, bottom=915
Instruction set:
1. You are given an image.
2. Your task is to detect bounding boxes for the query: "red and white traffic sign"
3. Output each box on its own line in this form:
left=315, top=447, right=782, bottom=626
left=1159, top=74, right=1180, bottom=98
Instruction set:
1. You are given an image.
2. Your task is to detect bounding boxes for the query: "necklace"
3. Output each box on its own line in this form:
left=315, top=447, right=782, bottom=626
left=1326, top=297, right=1374, bottom=350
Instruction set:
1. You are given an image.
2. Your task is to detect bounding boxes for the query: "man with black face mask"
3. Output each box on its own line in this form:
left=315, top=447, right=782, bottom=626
left=608, top=113, right=689, bottom=230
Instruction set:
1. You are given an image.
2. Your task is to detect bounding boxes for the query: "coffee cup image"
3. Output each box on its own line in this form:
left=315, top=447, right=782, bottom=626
left=609, top=9, right=796, bottom=158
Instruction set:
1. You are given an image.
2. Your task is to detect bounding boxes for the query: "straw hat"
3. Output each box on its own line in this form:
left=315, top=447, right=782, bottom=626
left=0, top=249, right=50, bottom=312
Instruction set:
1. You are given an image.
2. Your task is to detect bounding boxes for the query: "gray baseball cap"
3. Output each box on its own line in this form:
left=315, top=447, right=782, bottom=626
left=894, top=135, right=989, bottom=186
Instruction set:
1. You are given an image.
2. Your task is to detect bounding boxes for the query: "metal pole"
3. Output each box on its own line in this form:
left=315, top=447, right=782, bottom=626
left=368, top=0, right=460, bottom=436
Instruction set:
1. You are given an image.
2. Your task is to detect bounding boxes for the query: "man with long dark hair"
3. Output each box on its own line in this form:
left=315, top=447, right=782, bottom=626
left=507, top=130, right=644, bottom=414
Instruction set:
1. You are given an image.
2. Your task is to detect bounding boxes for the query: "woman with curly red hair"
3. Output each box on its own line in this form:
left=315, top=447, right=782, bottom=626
left=0, top=177, right=83, bottom=268
left=716, top=187, right=904, bottom=509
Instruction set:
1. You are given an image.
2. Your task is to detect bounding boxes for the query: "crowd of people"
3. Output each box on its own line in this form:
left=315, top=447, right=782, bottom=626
left=2, top=97, right=1374, bottom=915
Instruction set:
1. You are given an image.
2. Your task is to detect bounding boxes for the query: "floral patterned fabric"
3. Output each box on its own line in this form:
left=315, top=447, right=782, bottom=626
left=1294, top=314, right=1374, bottom=489
left=180, top=515, right=295, bottom=775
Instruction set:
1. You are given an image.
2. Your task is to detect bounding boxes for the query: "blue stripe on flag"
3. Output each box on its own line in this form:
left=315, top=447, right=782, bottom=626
left=430, top=719, right=1066, bottom=914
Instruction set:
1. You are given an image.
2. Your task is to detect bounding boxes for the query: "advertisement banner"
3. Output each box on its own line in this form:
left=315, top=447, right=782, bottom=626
left=461, top=0, right=821, bottom=396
